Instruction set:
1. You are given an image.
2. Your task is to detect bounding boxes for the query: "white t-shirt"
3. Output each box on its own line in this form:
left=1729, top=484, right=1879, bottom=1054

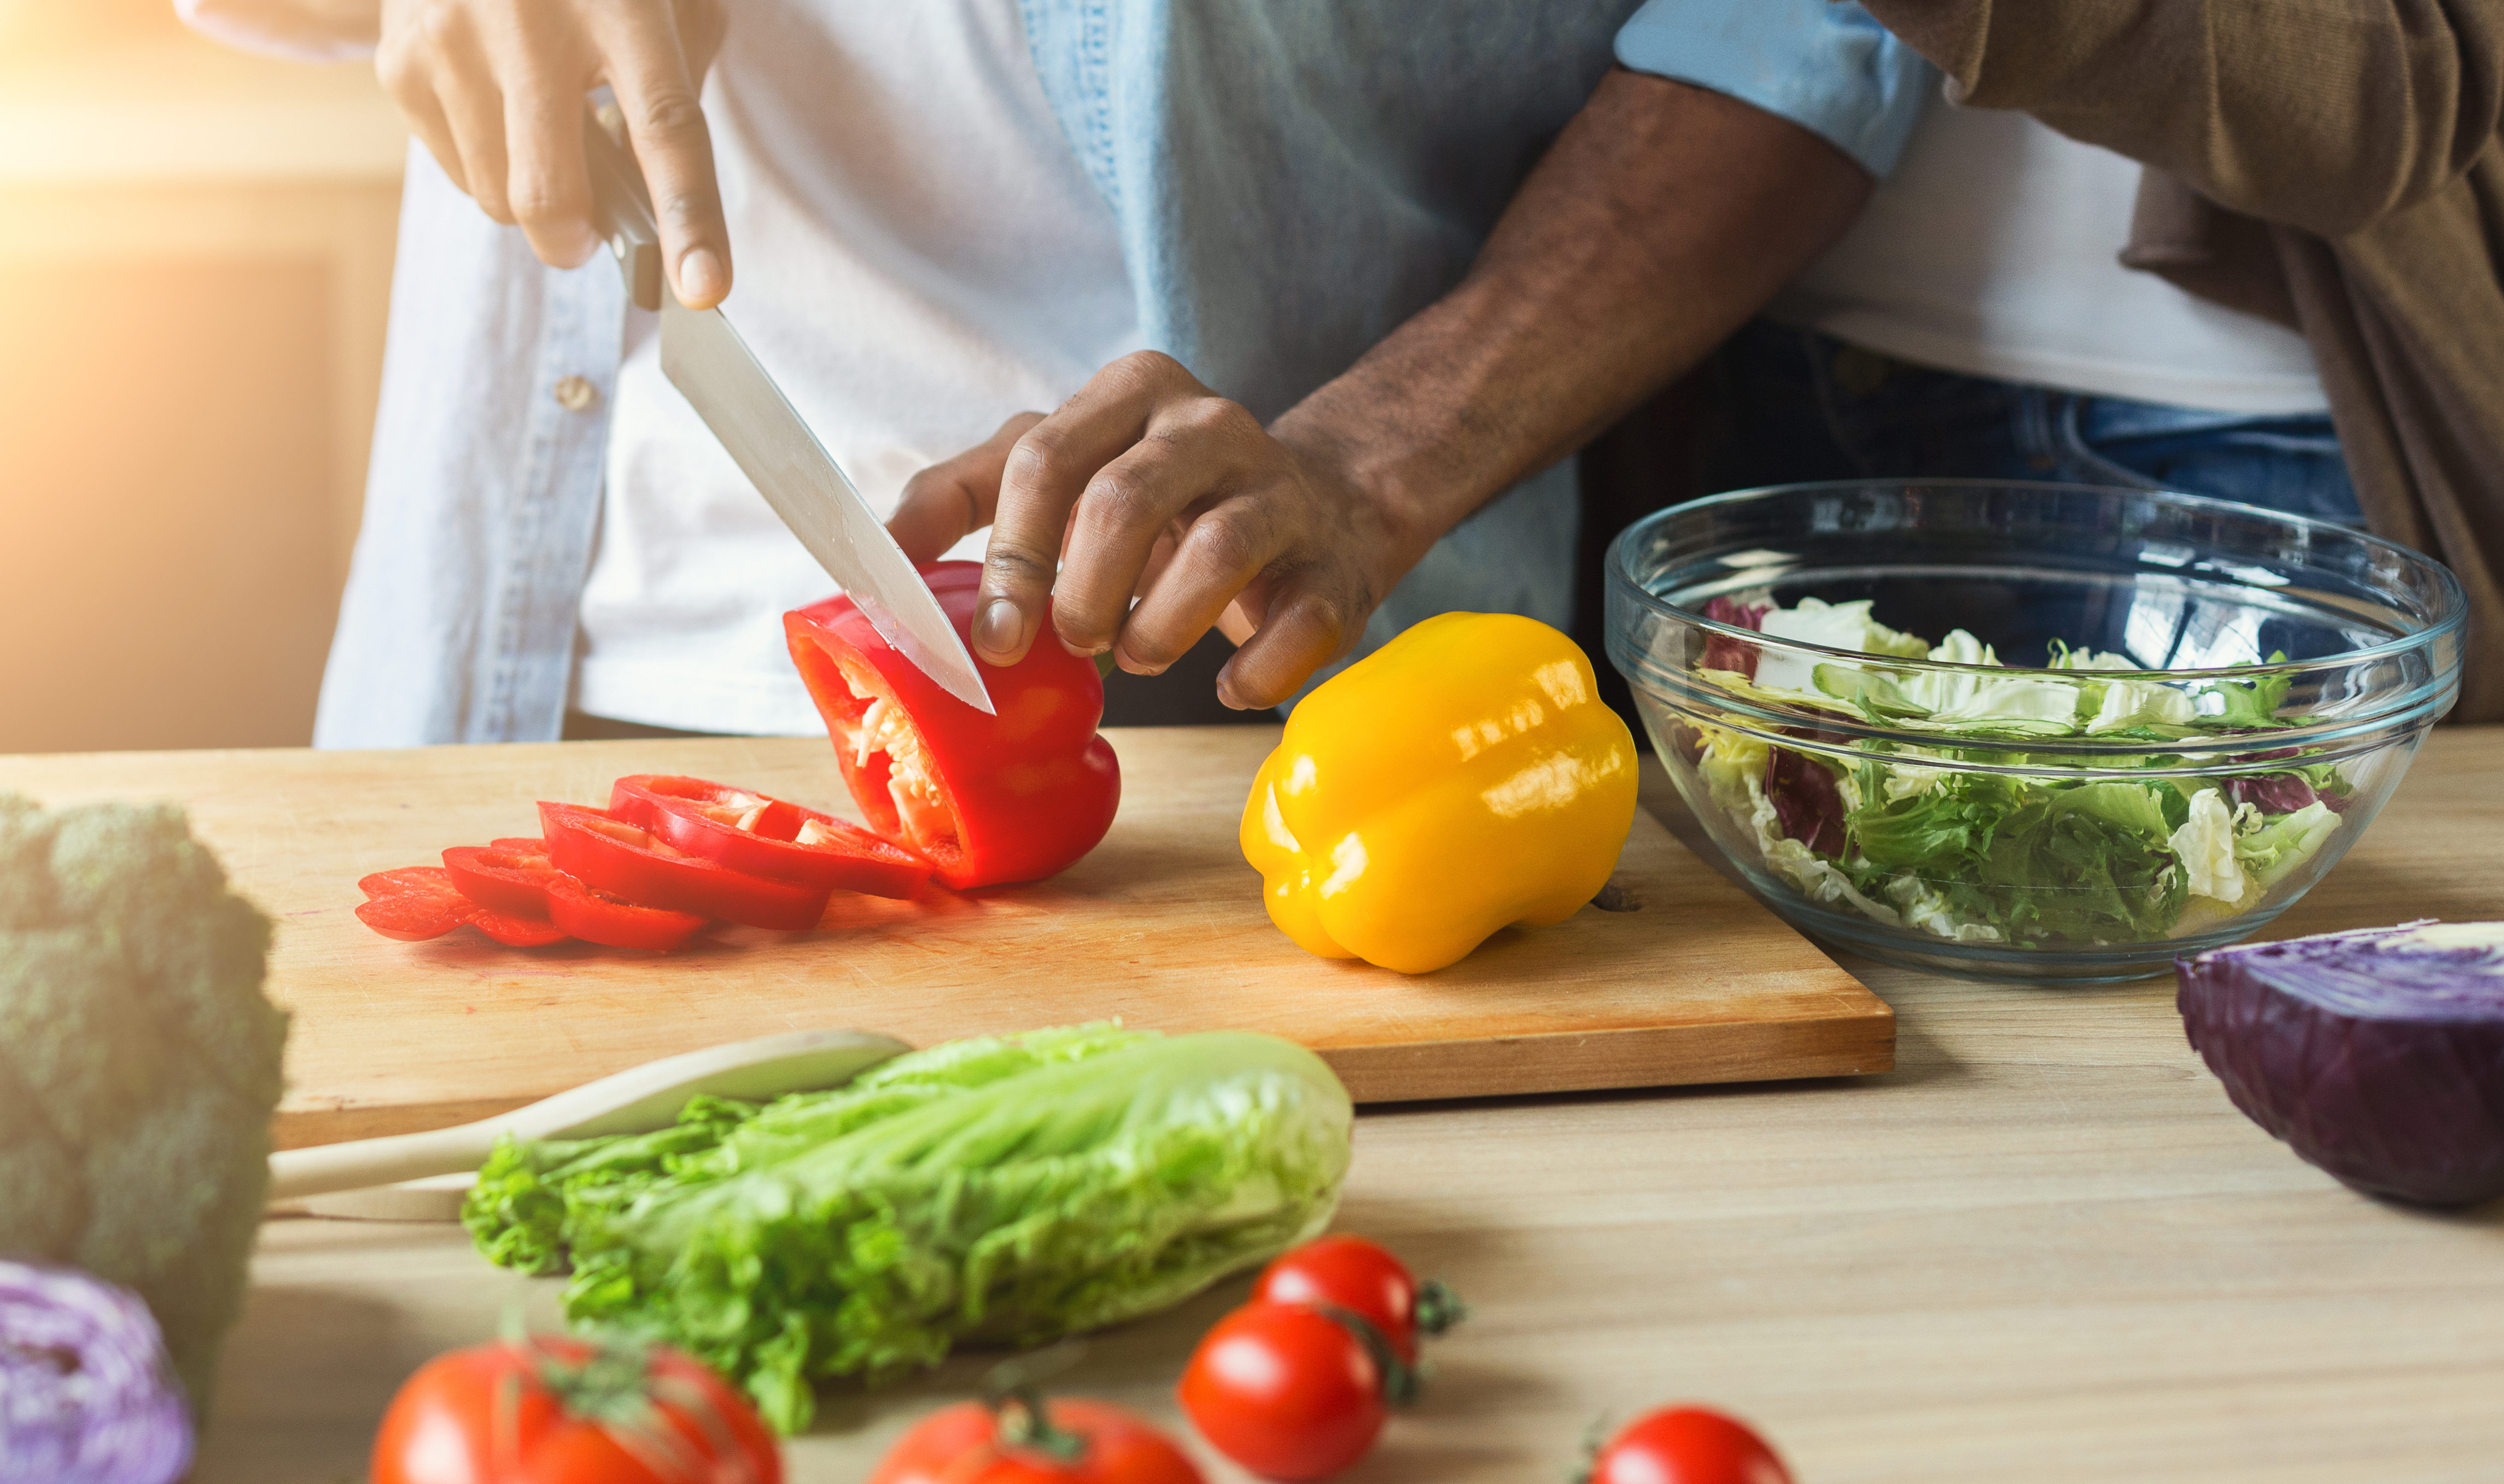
left=1770, top=95, right=2328, bottom=415
left=575, top=0, right=1141, bottom=734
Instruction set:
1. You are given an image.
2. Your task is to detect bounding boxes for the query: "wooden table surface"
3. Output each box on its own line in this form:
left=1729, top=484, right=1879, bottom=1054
left=17, top=728, right=2504, bottom=1481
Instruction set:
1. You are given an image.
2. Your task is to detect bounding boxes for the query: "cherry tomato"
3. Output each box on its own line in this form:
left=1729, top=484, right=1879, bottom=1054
left=369, top=1334, right=780, bottom=1484
left=1587, top=1406, right=1791, bottom=1484
left=1178, top=1304, right=1388, bottom=1481
left=869, top=1397, right=1202, bottom=1484
left=1251, top=1236, right=1463, bottom=1364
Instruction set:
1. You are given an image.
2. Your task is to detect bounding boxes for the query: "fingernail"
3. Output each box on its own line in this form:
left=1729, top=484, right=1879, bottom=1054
left=974, top=598, right=1025, bottom=659
left=678, top=247, right=725, bottom=306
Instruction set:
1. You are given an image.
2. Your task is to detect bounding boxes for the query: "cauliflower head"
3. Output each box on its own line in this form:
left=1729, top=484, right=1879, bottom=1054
left=0, top=793, right=287, bottom=1415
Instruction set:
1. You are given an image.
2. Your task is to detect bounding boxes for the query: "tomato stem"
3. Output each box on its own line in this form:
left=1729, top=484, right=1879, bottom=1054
left=497, top=1331, right=736, bottom=1483
left=1568, top=1412, right=1614, bottom=1484
left=985, top=1348, right=1092, bottom=1465
left=1314, top=1303, right=1421, bottom=1407
left=1412, top=1277, right=1469, bottom=1336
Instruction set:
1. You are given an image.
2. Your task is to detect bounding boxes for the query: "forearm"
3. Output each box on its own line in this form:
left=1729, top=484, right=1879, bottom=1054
left=176, top=0, right=381, bottom=57
left=1273, top=68, right=1872, bottom=559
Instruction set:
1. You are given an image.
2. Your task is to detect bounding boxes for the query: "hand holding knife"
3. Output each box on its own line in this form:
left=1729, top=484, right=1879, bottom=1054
left=581, top=108, right=999, bottom=716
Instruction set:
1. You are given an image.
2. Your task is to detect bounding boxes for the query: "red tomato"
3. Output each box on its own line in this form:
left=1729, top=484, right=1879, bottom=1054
left=370, top=1335, right=781, bottom=1484
left=1178, top=1305, right=1387, bottom=1481
left=869, top=1398, right=1203, bottom=1484
left=1251, top=1236, right=1462, bottom=1364
left=785, top=561, right=1121, bottom=890
left=1588, top=1407, right=1791, bottom=1484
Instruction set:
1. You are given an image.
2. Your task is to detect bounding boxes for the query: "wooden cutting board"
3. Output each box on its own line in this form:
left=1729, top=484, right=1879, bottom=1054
left=3, top=727, right=1890, bottom=1146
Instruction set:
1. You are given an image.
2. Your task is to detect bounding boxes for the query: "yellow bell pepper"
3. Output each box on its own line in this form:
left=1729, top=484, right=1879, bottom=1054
left=1240, top=611, right=1639, bottom=974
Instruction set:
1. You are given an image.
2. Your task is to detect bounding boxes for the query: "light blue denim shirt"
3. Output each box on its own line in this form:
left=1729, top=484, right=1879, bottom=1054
left=311, top=0, right=1927, bottom=747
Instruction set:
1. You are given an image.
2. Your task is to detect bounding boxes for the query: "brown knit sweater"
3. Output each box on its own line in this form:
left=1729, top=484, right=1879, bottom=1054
left=1857, top=0, right=2504, bottom=718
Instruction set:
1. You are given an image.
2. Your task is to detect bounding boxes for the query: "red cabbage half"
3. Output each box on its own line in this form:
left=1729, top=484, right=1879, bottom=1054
left=2177, top=922, right=2504, bottom=1207
left=0, top=1258, right=192, bottom=1484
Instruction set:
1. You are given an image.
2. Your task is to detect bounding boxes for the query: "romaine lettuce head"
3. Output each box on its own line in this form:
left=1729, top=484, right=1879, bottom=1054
left=464, top=1025, right=1352, bottom=1433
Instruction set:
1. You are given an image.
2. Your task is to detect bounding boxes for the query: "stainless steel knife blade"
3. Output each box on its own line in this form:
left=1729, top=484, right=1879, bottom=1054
left=657, top=302, right=996, bottom=715
left=582, top=106, right=995, bottom=715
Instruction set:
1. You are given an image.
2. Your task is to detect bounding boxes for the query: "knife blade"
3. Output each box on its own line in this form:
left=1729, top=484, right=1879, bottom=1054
left=582, top=107, right=996, bottom=715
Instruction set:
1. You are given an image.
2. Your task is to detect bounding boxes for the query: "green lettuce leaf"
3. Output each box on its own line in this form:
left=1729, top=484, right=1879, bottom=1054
left=1840, top=772, right=2187, bottom=944
left=463, top=1025, right=1353, bottom=1433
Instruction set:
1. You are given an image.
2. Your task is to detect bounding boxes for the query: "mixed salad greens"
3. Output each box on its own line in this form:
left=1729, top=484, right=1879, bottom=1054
left=1686, top=598, right=2353, bottom=947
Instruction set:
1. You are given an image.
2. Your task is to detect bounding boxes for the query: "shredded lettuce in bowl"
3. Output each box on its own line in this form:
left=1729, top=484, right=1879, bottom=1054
left=1684, top=598, right=2353, bottom=947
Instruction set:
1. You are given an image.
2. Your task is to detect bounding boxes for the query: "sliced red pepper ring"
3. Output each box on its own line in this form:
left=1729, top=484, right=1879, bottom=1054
left=539, top=801, right=833, bottom=931
left=608, top=774, right=929, bottom=899
left=542, top=873, right=708, bottom=951
left=441, top=843, right=564, bottom=919
left=354, top=866, right=570, bottom=948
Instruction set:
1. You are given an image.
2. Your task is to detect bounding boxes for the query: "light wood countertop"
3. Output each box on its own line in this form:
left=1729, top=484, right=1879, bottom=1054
left=15, top=728, right=2500, bottom=1482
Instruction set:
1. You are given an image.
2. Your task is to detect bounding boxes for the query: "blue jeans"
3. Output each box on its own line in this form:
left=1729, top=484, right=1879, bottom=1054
left=1701, top=320, right=2363, bottom=525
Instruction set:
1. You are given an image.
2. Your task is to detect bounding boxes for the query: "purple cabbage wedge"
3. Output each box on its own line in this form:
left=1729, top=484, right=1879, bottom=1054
left=2177, top=923, right=2504, bottom=1206
left=0, top=1258, right=193, bottom=1484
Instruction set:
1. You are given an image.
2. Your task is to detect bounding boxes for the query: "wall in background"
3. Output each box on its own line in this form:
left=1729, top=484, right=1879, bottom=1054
left=0, top=5, right=405, bottom=753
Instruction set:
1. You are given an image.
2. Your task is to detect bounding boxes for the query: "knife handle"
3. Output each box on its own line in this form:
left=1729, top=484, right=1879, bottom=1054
left=585, top=103, right=664, bottom=312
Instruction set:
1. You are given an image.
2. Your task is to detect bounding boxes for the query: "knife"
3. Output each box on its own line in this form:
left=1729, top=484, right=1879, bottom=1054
left=582, top=108, right=996, bottom=715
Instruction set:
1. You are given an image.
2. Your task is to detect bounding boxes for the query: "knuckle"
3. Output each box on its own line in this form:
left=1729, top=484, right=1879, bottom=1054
left=1112, top=348, right=1182, bottom=382
left=375, top=45, right=418, bottom=97
left=1105, top=348, right=1192, bottom=400
left=506, top=181, right=580, bottom=227
left=1118, top=628, right=1183, bottom=670
left=982, top=544, right=1055, bottom=590
left=1002, top=431, right=1066, bottom=489
left=1184, top=512, right=1261, bottom=577
left=416, top=4, right=460, bottom=49
left=1081, top=469, right=1152, bottom=527
left=1287, top=586, right=1350, bottom=648
left=1184, top=395, right=1261, bottom=443
left=655, top=183, right=721, bottom=234
left=471, top=179, right=515, bottom=221
left=635, top=89, right=709, bottom=142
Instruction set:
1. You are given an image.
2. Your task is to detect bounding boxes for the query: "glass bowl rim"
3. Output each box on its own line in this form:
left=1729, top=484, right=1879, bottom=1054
left=1604, top=477, right=2471, bottom=682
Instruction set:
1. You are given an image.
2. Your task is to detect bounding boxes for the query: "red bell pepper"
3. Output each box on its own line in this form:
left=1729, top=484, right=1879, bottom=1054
left=784, top=560, right=1121, bottom=890
left=539, top=801, right=833, bottom=930
left=608, top=774, right=929, bottom=899
left=355, top=866, right=570, bottom=948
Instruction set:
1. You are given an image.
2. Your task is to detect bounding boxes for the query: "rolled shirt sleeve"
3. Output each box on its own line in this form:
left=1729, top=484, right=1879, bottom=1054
left=1615, top=0, right=1933, bottom=179
left=172, top=0, right=376, bottom=63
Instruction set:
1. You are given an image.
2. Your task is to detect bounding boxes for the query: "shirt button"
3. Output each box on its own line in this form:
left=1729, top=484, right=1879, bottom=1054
left=552, top=375, right=600, bottom=412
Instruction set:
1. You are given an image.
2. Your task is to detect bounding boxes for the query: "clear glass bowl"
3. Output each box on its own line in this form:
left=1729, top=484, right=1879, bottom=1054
left=1603, top=481, right=2467, bottom=982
